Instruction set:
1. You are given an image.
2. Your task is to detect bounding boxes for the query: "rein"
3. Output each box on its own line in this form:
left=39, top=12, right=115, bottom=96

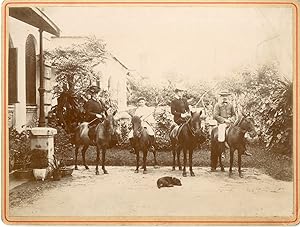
left=185, top=118, right=196, bottom=137
left=232, top=116, right=248, bottom=135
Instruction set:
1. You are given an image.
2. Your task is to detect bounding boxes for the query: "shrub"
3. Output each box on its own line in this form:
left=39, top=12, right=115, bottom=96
left=9, top=127, right=31, bottom=171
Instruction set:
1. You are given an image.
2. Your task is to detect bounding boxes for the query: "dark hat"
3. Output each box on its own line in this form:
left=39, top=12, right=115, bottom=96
left=137, top=96, right=146, bottom=102
left=219, top=90, right=231, bottom=96
left=88, top=85, right=101, bottom=94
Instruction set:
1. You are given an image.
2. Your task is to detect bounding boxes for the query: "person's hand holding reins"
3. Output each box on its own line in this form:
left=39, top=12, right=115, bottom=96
left=96, top=114, right=103, bottom=119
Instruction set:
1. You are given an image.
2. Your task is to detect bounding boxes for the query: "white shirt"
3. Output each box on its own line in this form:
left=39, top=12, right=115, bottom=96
left=134, top=106, right=155, bottom=123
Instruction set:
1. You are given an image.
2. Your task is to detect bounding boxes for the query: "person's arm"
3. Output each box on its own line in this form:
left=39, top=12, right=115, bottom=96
left=171, top=100, right=181, bottom=118
left=213, top=103, right=225, bottom=124
left=184, top=98, right=190, bottom=113
left=228, top=104, right=236, bottom=123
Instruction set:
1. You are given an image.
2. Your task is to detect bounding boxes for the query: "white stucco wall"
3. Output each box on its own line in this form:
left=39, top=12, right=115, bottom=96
left=8, top=16, right=54, bottom=131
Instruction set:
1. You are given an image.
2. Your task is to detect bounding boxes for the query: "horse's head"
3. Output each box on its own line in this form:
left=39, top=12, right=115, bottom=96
left=189, top=110, right=203, bottom=137
left=238, top=114, right=257, bottom=138
left=131, top=115, right=142, bottom=138
left=104, top=110, right=118, bottom=135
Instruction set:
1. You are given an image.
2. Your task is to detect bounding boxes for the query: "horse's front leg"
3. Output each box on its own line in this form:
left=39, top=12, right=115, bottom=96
left=135, top=149, right=139, bottom=173
left=229, top=148, right=234, bottom=176
left=177, top=145, right=182, bottom=170
left=238, top=150, right=243, bottom=177
left=153, top=148, right=158, bottom=168
left=142, top=148, right=148, bottom=174
left=75, top=146, right=79, bottom=170
left=182, top=147, right=187, bottom=177
left=82, top=145, right=89, bottom=169
left=95, top=145, right=100, bottom=175
left=219, top=153, right=225, bottom=172
left=172, top=143, right=176, bottom=171
left=102, top=147, right=108, bottom=174
left=189, top=148, right=195, bottom=176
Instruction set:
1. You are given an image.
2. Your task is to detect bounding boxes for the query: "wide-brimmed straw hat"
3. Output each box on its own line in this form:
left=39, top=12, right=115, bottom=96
left=174, top=83, right=186, bottom=92
left=88, top=85, right=101, bottom=94
left=219, top=90, right=231, bottom=96
left=137, top=96, right=146, bottom=102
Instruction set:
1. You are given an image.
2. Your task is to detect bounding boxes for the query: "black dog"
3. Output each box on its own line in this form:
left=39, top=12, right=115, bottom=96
left=157, top=176, right=182, bottom=189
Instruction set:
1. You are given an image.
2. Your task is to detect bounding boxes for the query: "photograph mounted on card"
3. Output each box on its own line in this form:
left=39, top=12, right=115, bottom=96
left=2, top=0, right=299, bottom=225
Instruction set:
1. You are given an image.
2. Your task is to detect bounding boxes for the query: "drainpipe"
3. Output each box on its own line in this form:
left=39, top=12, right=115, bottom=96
left=38, top=29, right=46, bottom=127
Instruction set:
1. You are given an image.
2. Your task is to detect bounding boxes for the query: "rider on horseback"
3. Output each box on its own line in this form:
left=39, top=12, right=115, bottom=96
left=128, top=96, right=156, bottom=152
left=213, top=90, right=252, bottom=156
left=171, top=83, right=191, bottom=126
left=83, top=85, right=108, bottom=144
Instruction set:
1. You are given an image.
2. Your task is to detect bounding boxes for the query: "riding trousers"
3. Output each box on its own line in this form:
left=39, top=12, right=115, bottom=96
left=128, top=121, right=155, bottom=138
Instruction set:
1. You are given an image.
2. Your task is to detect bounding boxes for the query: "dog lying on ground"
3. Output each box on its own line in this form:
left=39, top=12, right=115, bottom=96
left=157, top=176, right=182, bottom=189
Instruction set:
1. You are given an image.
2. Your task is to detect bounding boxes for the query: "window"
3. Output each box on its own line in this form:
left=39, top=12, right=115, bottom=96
left=25, top=34, right=37, bottom=105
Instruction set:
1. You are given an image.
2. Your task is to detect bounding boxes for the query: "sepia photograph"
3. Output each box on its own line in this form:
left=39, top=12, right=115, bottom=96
left=2, top=0, right=299, bottom=225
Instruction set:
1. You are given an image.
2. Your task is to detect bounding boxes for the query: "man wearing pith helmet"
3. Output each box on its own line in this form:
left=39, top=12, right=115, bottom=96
left=213, top=90, right=252, bottom=156
left=170, top=83, right=190, bottom=125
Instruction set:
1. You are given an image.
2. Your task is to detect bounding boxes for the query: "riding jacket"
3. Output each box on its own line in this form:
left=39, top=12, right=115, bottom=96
left=171, top=96, right=190, bottom=125
left=83, top=98, right=107, bottom=122
left=213, top=102, right=236, bottom=124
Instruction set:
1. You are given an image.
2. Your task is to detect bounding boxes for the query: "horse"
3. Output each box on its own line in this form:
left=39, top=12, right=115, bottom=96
left=210, top=114, right=257, bottom=177
left=131, top=115, right=158, bottom=174
left=169, top=110, right=205, bottom=177
left=73, top=110, right=118, bottom=175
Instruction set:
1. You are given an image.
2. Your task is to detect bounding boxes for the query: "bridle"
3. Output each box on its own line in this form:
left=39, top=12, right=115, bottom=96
left=185, top=117, right=201, bottom=137
left=233, top=116, right=251, bottom=135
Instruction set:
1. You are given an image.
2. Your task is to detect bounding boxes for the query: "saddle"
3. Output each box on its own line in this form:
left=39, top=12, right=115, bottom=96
left=170, top=124, right=185, bottom=140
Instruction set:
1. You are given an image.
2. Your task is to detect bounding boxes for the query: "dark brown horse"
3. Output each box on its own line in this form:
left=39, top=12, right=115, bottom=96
left=210, top=115, right=257, bottom=177
left=169, top=110, right=205, bottom=177
left=73, top=111, right=117, bottom=175
left=131, top=116, right=158, bottom=174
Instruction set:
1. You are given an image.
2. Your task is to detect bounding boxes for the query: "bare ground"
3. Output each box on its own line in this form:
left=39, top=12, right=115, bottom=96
left=9, top=166, right=293, bottom=217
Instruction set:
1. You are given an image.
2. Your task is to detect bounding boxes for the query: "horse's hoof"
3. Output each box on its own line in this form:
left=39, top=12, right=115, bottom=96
left=239, top=172, right=243, bottom=178
left=182, top=172, right=187, bottom=177
left=221, top=168, right=225, bottom=172
left=75, top=166, right=78, bottom=170
left=190, top=172, right=195, bottom=177
left=134, top=170, right=139, bottom=173
left=172, top=167, right=175, bottom=171
left=154, top=165, right=159, bottom=169
left=103, top=170, right=108, bottom=174
left=96, top=171, right=99, bottom=175
left=143, top=170, right=147, bottom=174
left=85, top=166, right=89, bottom=170
left=211, top=168, right=217, bottom=172
left=179, top=167, right=182, bottom=171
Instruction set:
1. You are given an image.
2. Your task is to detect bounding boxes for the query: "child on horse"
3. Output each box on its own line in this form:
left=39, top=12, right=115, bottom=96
left=129, top=96, right=156, bottom=152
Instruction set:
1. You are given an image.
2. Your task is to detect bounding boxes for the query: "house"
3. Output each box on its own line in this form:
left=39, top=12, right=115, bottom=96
left=46, top=36, right=128, bottom=111
left=7, top=7, right=60, bottom=131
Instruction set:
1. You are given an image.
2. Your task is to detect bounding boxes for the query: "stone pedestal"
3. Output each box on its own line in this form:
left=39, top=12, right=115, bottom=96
left=30, top=127, right=57, bottom=163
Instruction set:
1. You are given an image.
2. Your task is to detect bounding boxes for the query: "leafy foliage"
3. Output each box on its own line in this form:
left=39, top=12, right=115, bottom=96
left=9, top=128, right=31, bottom=171
left=223, top=64, right=292, bottom=152
left=46, top=37, right=119, bottom=133
left=45, top=36, right=107, bottom=97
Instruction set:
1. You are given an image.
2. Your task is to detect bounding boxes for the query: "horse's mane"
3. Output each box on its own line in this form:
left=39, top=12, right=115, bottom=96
left=131, top=115, right=142, bottom=125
